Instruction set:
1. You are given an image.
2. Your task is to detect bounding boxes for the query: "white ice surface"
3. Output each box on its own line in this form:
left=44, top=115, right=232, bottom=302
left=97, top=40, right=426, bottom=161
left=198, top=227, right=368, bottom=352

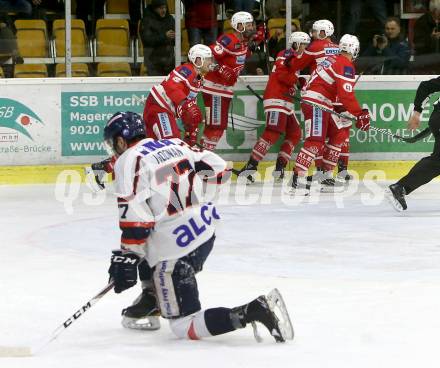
left=1, top=181, right=440, bottom=368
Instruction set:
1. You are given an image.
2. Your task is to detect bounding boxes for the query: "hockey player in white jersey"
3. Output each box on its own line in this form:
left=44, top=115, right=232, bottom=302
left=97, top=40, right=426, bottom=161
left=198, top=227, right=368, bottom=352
left=103, top=111, right=293, bottom=342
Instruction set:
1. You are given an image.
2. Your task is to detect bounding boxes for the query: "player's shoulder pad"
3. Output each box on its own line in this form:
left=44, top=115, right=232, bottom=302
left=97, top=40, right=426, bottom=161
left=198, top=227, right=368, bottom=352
left=176, top=64, right=195, bottom=79
left=218, top=34, right=233, bottom=48
left=343, top=65, right=355, bottom=79
left=283, top=48, right=295, bottom=58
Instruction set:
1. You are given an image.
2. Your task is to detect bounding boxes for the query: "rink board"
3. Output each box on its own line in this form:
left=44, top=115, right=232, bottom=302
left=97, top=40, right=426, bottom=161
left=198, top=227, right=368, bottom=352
left=0, top=160, right=428, bottom=185
left=0, top=75, right=437, bottom=183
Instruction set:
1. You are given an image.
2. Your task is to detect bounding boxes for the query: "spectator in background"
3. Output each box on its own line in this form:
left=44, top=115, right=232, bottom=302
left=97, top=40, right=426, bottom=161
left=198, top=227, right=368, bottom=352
left=141, top=0, right=175, bottom=76
left=267, top=20, right=300, bottom=59
left=183, top=0, right=224, bottom=47
left=414, top=0, right=440, bottom=55
left=76, top=0, right=105, bottom=36
left=0, top=14, right=20, bottom=66
left=363, top=17, right=410, bottom=74
left=342, top=0, right=387, bottom=34
left=0, top=0, right=32, bottom=16
left=233, top=0, right=255, bottom=13
left=265, top=0, right=302, bottom=19
left=31, top=0, right=64, bottom=20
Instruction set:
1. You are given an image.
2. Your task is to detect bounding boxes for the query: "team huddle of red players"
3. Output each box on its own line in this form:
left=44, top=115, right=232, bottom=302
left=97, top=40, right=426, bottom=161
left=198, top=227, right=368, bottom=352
left=142, top=13, right=371, bottom=194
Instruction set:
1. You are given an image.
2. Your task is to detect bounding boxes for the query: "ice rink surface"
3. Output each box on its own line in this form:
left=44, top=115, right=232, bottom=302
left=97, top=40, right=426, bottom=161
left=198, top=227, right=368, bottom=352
left=2, top=180, right=440, bottom=368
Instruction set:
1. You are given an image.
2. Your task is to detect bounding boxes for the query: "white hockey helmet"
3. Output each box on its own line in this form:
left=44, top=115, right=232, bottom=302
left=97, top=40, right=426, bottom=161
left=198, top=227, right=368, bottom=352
left=288, top=31, right=311, bottom=49
left=339, top=34, right=360, bottom=59
left=188, top=44, right=213, bottom=67
left=231, top=11, right=254, bottom=33
left=312, top=19, right=334, bottom=39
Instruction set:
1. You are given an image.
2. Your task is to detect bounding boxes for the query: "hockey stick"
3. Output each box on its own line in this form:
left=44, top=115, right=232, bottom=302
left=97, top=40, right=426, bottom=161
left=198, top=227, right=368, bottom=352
left=0, top=281, right=114, bottom=357
left=290, top=94, right=428, bottom=143
left=237, top=76, right=264, bottom=102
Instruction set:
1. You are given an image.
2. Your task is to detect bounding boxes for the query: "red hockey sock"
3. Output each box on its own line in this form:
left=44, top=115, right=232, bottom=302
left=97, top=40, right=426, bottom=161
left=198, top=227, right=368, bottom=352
left=251, top=129, right=280, bottom=161
left=278, top=140, right=295, bottom=166
left=201, top=127, right=224, bottom=151
left=339, top=138, right=350, bottom=168
left=322, top=143, right=342, bottom=172
left=295, top=142, right=320, bottom=175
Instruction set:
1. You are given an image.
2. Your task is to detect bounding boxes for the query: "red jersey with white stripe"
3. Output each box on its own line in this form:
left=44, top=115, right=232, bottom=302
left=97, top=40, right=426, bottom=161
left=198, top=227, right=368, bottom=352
left=294, top=38, right=339, bottom=74
left=302, top=54, right=362, bottom=116
left=149, top=63, right=202, bottom=115
left=263, top=48, right=302, bottom=115
left=202, top=33, right=249, bottom=98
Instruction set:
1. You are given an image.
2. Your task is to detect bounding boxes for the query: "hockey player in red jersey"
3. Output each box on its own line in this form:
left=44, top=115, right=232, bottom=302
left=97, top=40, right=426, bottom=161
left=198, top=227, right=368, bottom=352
left=235, top=31, right=311, bottom=182
left=144, top=44, right=214, bottom=147
left=200, top=11, right=255, bottom=151
left=290, top=34, right=370, bottom=195
left=291, top=19, right=339, bottom=76
left=85, top=44, right=213, bottom=193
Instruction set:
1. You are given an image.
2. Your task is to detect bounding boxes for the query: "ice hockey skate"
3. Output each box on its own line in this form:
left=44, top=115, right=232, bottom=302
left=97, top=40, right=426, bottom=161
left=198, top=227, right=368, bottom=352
left=121, top=289, right=161, bottom=330
left=233, top=158, right=258, bottom=184
left=272, top=158, right=286, bottom=182
left=320, top=171, right=345, bottom=193
left=385, top=183, right=407, bottom=211
left=289, top=173, right=311, bottom=196
left=232, top=288, right=294, bottom=343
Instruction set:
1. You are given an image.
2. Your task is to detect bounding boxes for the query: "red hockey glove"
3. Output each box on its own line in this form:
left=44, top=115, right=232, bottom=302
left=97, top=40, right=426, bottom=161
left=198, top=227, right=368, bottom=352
left=333, top=103, right=346, bottom=114
left=252, top=24, right=266, bottom=45
left=184, top=127, right=199, bottom=147
left=355, top=109, right=370, bottom=131
left=177, top=100, right=202, bottom=130
left=218, top=64, right=237, bottom=84
left=297, top=76, right=307, bottom=90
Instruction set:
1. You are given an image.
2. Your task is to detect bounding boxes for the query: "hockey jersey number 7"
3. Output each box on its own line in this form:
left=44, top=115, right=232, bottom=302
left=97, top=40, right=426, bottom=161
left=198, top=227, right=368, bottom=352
left=113, top=138, right=231, bottom=267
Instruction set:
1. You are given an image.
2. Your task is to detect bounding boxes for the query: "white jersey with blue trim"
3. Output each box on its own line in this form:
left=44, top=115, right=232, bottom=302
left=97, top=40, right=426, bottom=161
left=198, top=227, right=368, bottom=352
left=113, top=138, right=229, bottom=266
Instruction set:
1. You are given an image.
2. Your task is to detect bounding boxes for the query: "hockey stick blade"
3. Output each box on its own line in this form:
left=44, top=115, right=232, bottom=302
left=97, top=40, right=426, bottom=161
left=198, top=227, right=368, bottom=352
left=400, top=127, right=431, bottom=143
left=251, top=322, right=263, bottom=343
left=267, top=288, right=294, bottom=341
left=0, top=346, right=33, bottom=358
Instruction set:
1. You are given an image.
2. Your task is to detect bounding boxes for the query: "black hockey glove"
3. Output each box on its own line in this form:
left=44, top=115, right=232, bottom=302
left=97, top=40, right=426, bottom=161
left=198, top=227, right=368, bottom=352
left=108, top=250, right=140, bottom=293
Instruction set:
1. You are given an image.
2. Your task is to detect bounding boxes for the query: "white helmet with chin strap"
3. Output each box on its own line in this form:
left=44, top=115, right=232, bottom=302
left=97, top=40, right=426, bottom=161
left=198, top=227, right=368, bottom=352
left=339, top=34, right=360, bottom=59
left=312, top=19, right=334, bottom=39
left=288, top=31, right=311, bottom=49
left=188, top=44, right=212, bottom=67
left=231, top=11, right=254, bottom=33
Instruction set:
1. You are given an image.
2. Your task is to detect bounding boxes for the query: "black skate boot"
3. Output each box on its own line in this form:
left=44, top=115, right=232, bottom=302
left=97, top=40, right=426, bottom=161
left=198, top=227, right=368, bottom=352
left=232, top=158, right=258, bottom=184
left=386, top=183, right=407, bottom=211
left=337, top=160, right=352, bottom=182
left=232, top=296, right=285, bottom=342
left=289, top=172, right=311, bottom=196
left=320, top=171, right=344, bottom=193
left=121, top=289, right=161, bottom=330
left=272, top=157, right=286, bottom=181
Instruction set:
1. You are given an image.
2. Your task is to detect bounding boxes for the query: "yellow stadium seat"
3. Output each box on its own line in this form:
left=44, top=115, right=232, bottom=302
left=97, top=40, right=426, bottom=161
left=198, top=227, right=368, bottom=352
left=267, top=18, right=301, bottom=38
left=167, top=0, right=175, bottom=14
left=140, top=63, right=147, bottom=76
left=53, top=19, right=89, bottom=57
left=96, top=19, right=130, bottom=57
left=55, top=63, right=89, bottom=77
left=106, top=0, right=129, bottom=14
left=14, top=64, right=48, bottom=78
left=97, top=62, right=132, bottom=77
left=15, top=20, right=49, bottom=58
left=223, top=19, right=233, bottom=33
left=181, top=28, right=189, bottom=57
left=0, top=67, right=4, bottom=78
